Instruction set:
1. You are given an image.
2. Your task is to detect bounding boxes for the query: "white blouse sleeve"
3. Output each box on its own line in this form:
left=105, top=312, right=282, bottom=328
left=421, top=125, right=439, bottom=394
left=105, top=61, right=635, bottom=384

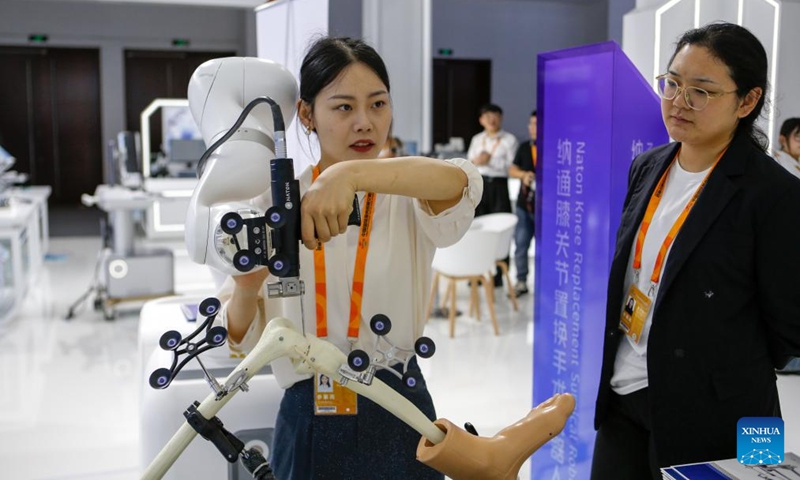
left=414, top=157, right=483, bottom=248
left=211, top=274, right=276, bottom=355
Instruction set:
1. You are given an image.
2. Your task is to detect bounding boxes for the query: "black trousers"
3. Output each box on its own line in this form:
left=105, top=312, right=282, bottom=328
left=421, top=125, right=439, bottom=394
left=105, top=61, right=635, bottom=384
left=475, top=176, right=511, bottom=217
left=590, top=388, right=661, bottom=480
left=476, top=176, right=511, bottom=286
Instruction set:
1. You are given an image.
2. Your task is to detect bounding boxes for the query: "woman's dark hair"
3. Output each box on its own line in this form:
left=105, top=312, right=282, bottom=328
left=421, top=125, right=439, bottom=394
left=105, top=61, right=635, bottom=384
left=779, top=118, right=800, bottom=139
left=667, top=23, right=769, bottom=152
left=299, top=36, right=390, bottom=107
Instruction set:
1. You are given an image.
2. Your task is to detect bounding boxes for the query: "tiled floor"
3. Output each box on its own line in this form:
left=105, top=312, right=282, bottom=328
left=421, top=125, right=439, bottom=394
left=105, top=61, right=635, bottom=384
left=0, top=236, right=797, bottom=480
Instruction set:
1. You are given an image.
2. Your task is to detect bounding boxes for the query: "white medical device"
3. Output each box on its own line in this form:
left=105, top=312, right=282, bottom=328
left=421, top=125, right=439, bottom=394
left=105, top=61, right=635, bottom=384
left=184, top=57, right=299, bottom=279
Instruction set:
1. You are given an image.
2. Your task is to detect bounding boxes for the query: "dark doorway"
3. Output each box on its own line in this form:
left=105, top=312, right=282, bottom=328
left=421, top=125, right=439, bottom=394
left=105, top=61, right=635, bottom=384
left=124, top=50, right=236, bottom=166
left=432, top=59, right=492, bottom=148
left=0, top=46, right=102, bottom=205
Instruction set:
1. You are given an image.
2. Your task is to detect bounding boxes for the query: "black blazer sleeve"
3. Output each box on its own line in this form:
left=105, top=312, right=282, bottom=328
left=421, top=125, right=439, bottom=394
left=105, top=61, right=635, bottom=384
left=755, top=173, right=800, bottom=364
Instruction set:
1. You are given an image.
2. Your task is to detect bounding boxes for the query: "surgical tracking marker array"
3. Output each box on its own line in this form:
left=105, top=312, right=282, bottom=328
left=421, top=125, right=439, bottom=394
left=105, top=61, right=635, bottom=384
left=149, top=296, right=276, bottom=479
left=143, top=57, right=575, bottom=480
left=345, top=313, right=437, bottom=390
left=148, top=297, right=228, bottom=392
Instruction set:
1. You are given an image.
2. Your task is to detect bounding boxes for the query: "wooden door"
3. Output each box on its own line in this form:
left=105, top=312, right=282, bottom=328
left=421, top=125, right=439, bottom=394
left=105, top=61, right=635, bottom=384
left=432, top=59, right=492, bottom=147
left=124, top=50, right=236, bottom=165
left=0, top=47, right=102, bottom=205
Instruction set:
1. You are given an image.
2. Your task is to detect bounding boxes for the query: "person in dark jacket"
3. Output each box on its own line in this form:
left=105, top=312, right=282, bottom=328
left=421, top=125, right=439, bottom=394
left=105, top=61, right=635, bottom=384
left=509, top=110, right=537, bottom=297
left=591, top=22, right=800, bottom=480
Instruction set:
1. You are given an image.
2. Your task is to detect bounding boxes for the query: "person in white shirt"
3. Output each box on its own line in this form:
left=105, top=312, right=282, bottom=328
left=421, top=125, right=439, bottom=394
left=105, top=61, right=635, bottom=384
left=214, top=37, right=482, bottom=480
left=467, top=104, right=517, bottom=286
left=467, top=104, right=518, bottom=217
left=773, top=117, right=800, bottom=180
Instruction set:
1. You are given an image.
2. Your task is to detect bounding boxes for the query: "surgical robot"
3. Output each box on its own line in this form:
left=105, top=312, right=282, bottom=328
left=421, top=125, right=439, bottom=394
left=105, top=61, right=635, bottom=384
left=142, top=57, right=575, bottom=480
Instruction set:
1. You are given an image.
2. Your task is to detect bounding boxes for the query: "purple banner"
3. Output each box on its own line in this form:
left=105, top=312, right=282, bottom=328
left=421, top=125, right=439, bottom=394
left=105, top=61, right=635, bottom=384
left=532, top=42, right=669, bottom=480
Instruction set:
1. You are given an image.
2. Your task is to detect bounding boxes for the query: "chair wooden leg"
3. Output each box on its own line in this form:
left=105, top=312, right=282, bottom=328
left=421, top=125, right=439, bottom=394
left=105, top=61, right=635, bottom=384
left=470, top=278, right=480, bottom=320
left=448, top=279, right=457, bottom=338
left=482, top=274, right=500, bottom=336
left=443, top=279, right=455, bottom=311
left=498, top=261, right=518, bottom=311
left=426, top=271, right=440, bottom=319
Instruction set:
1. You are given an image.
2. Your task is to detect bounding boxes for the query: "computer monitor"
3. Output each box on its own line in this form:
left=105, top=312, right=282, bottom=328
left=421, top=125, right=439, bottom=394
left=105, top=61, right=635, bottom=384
left=169, top=139, right=205, bottom=163
left=116, top=131, right=142, bottom=188
left=168, top=139, right=206, bottom=177
left=118, top=131, right=141, bottom=174
left=105, top=140, right=118, bottom=185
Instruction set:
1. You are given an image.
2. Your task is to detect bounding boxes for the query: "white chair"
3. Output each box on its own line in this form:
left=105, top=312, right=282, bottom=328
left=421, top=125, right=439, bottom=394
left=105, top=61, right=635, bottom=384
left=427, top=228, right=501, bottom=338
left=471, top=213, right=520, bottom=310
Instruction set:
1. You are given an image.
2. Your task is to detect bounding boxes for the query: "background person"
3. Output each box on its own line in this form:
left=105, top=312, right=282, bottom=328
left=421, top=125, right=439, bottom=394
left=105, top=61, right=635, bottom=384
left=467, top=103, right=517, bottom=287
left=773, top=117, right=800, bottom=179
left=508, top=110, right=537, bottom=297
left=379, top=135, right=404, bottom=158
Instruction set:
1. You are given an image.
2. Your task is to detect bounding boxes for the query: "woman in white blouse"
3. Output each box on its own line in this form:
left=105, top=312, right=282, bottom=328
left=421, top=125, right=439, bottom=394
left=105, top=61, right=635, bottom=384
left=215, top=36, right=482, bottom=480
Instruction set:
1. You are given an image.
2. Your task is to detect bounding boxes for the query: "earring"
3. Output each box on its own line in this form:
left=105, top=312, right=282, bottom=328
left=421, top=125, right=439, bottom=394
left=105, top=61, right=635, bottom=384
left=303, top=124, right=312, bottom=136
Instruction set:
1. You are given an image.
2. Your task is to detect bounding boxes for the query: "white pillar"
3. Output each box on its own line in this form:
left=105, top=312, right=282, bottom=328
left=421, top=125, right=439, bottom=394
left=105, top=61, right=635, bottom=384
left=255, top=0, right=331, bottom=171
left=362, top=0, right=432, bottom=155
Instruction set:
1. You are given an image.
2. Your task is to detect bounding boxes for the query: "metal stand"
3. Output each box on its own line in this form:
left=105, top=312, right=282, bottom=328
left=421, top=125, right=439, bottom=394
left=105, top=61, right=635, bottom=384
left=64, top=246, right=115, bottom=321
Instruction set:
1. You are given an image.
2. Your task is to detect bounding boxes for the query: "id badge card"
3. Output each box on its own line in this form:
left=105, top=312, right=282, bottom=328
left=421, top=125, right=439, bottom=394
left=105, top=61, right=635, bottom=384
left=619, top=285, right=652, bottom=345
left=314, top=372, right=358, bottom=416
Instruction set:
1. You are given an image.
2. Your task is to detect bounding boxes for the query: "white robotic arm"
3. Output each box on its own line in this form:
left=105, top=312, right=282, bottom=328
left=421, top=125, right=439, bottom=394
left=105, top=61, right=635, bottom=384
left=185, top=57, right=298, bottom=277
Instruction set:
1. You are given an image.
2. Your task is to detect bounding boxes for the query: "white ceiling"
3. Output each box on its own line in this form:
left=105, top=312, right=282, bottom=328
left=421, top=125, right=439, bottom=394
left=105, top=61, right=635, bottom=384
left=23, top=0, right=604, bottom=8
left=23, top=0, right=267, bottom=8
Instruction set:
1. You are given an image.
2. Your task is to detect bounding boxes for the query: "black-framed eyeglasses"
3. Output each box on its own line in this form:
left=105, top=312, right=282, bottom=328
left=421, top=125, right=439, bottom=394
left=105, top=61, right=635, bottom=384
left=656, top=74, right=737, bottom=111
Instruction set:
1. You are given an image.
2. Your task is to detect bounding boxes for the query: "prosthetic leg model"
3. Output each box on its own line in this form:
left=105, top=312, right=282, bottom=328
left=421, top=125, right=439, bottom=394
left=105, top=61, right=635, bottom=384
left=142, top=308, right=575, bottom=480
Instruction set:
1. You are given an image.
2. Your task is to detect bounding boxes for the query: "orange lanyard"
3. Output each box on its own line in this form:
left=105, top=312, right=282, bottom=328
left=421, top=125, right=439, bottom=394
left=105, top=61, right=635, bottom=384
left=311, top=166, right=376, bottom=339
left=633, top=147, right=727, bottom=289
left=531, top=144, right=537, bottom=169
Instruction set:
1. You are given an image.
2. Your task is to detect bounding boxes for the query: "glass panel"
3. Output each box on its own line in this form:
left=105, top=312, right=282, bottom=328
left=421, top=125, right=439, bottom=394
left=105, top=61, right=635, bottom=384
left=19, top=228, right=29, bottom=285
left=0, top=238, right=15, bottom=320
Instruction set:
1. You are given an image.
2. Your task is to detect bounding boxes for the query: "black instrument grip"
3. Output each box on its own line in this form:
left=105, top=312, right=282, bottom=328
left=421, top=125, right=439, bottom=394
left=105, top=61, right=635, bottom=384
left=348, top=194, right=362, bottom=226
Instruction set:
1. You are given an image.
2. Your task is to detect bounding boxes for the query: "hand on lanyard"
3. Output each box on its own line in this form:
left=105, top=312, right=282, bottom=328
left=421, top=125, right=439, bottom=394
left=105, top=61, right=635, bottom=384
left=312, top=166, right=376, bottom=340
left=483, top=135, right=502, bottom=156
left=633, top=146, right=727, bottom=296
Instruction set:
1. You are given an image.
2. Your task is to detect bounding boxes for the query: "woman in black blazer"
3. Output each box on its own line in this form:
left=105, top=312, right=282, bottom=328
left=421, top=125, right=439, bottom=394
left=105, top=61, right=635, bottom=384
left=591, top=23, right=800, bottom=479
